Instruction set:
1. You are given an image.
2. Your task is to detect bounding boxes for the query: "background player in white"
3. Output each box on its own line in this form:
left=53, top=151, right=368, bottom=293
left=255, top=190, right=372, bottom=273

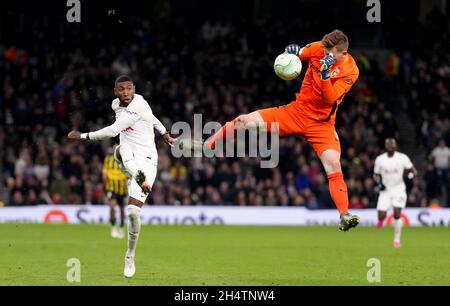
left=373, top=138, right=417, bottom=248
left=67, top=75, right=175, bottom=277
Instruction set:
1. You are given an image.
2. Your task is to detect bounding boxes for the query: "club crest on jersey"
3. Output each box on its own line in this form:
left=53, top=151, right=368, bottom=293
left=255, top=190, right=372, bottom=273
left=330, top=68, right=340, bottom=78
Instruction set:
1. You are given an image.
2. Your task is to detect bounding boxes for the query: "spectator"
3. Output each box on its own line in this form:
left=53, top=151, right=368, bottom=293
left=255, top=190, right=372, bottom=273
left=1, top=8, right=440, bottom=209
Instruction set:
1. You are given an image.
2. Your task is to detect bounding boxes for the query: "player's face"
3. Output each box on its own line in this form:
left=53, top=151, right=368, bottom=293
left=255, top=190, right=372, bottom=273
left=114, top=81, right=135, bottom=104
left=385, top=139, right=397, bottom=153
left=324, top=46, right=348, bottom=63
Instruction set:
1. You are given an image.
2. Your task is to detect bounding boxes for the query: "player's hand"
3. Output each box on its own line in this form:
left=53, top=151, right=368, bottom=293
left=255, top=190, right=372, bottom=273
left=407, top=172, right=414, bottom=180
left=374, top=183, right=386, bottom=193
left=285, top=44, right=301, bottom=56
left=320, top=53, right=336, bottom=80
left=163, top=132, right=176, bottom=147
left=67, top=131, right=81, bottom=140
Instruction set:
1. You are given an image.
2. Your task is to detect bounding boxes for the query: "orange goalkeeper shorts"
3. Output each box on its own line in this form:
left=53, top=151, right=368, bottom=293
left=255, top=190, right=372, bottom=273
left=258, top=102, right=340, bottom=157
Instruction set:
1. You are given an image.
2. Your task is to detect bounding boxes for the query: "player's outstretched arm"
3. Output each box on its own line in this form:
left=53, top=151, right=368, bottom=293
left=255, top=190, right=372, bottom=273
left=67, top=109, right=141, bottom=141
left=285, top=42, right=318, bottom=62
left=285, top=44, right=302, bottom=56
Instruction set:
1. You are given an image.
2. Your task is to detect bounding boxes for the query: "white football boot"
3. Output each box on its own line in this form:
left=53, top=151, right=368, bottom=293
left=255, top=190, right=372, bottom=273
left=124, top=255, right=136, bottom=278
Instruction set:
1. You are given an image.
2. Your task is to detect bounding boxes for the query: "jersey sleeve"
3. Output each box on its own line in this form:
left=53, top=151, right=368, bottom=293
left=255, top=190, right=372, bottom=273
left=144, top=99, right=167, bottom=135
left=88, top=104, right=141, bottom=140
left=152, top=114, right=167, bottom=135
left=374, top=157, right=382, bottom=175
left=403, top=154, right=413, bottom=170
left=299, top=41, right=321, bottom=62
left=321, top=70, right=359, bottom=104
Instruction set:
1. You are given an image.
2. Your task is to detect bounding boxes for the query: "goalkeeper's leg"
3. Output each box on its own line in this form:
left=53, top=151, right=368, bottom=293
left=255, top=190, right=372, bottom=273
left=206, top=111, right=266, bottom=150
left=319, top=149, right=359, bottom=231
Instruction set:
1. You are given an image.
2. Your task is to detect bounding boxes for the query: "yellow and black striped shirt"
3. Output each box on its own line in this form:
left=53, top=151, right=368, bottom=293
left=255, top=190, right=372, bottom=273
left=103, top=155, right=128, bottom=196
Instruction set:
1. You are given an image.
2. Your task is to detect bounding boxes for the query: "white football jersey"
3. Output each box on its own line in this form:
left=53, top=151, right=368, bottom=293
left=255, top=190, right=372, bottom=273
left=87, top=94, right=166, bottom=160
left=374, top=152, right=413, bottom=192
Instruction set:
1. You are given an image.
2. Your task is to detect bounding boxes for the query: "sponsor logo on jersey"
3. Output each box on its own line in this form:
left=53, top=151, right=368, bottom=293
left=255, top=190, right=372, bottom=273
left=122, top=126, right=135, bottom=133
left=309, top=62, right=322, bottom=76
left=384, top=168, right=400, bottom=175
left=125, top=110, right=138, bottom=116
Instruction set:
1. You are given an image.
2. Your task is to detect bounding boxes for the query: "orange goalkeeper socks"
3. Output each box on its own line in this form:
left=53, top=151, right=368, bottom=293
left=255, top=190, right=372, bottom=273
left=327, top=172, right=349, bottom=214
left=207, top=120, right=237, bottom=150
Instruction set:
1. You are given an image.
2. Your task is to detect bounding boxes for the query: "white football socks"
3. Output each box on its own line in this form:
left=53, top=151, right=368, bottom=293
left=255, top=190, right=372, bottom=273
left=393, top=218, right=403, bottom=242
left=126, top=205, right=141, bottom=258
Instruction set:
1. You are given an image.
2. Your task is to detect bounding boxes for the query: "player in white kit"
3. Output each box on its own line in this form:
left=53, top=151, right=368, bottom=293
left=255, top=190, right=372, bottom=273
left=373, top=138, right=417, bottom=248
left=68, top=75, right=175, bottom=277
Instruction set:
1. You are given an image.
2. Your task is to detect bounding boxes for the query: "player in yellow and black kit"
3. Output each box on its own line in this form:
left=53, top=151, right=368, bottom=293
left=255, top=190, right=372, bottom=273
left=103, top=147, right=128, bottom=239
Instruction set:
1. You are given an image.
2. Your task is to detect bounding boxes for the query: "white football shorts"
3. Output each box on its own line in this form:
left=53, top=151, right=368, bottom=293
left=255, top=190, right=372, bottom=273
left=376, top=190, right=407, bottom=211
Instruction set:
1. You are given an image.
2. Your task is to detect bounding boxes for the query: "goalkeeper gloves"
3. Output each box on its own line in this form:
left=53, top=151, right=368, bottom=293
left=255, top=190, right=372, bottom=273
left=320, top=53, right=336, bottom=80
left=285, top=44, right=301, bottom=56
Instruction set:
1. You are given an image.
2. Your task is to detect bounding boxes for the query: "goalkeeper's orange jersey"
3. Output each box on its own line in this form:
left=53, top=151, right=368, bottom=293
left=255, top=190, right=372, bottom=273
left=296, top=41, right=359, bottom=123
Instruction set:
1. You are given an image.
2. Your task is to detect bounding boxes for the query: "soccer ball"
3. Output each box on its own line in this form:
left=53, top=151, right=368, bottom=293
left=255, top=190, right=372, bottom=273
left=274, top=52, right=302, bottom=81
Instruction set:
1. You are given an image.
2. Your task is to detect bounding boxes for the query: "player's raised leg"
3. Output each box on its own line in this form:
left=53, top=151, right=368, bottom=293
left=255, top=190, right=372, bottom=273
left=119, top=143, right=139, bottom=178
left=114, top=144, right=152, bottom=193
left=392, top=207, right=403, bottom=248
left=320, top=149, right=360, bottom=231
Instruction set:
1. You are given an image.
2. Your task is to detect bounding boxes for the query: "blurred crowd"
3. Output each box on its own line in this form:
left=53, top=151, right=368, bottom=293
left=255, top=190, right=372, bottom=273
left=1, top=6, right=449, bottom=208
left=391, top=8, right=450, bottom=206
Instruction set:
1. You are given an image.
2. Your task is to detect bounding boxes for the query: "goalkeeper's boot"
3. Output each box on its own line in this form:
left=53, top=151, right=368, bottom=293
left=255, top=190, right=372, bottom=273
left=339, top=212, right=360, bottom=232
left=135, top=170, right=150, bottom=193
left=178, top=138, right=206, bottom=154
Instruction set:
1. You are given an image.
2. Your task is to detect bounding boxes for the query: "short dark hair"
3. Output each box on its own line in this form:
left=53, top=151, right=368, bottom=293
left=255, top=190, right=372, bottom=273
left=114, top=75, right=133, bottom=87
left=321, top=29, right=349, bottom=52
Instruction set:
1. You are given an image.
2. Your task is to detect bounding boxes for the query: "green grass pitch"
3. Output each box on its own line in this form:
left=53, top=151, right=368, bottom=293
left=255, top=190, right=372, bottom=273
left=0, top=224, right=449, bottom=285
